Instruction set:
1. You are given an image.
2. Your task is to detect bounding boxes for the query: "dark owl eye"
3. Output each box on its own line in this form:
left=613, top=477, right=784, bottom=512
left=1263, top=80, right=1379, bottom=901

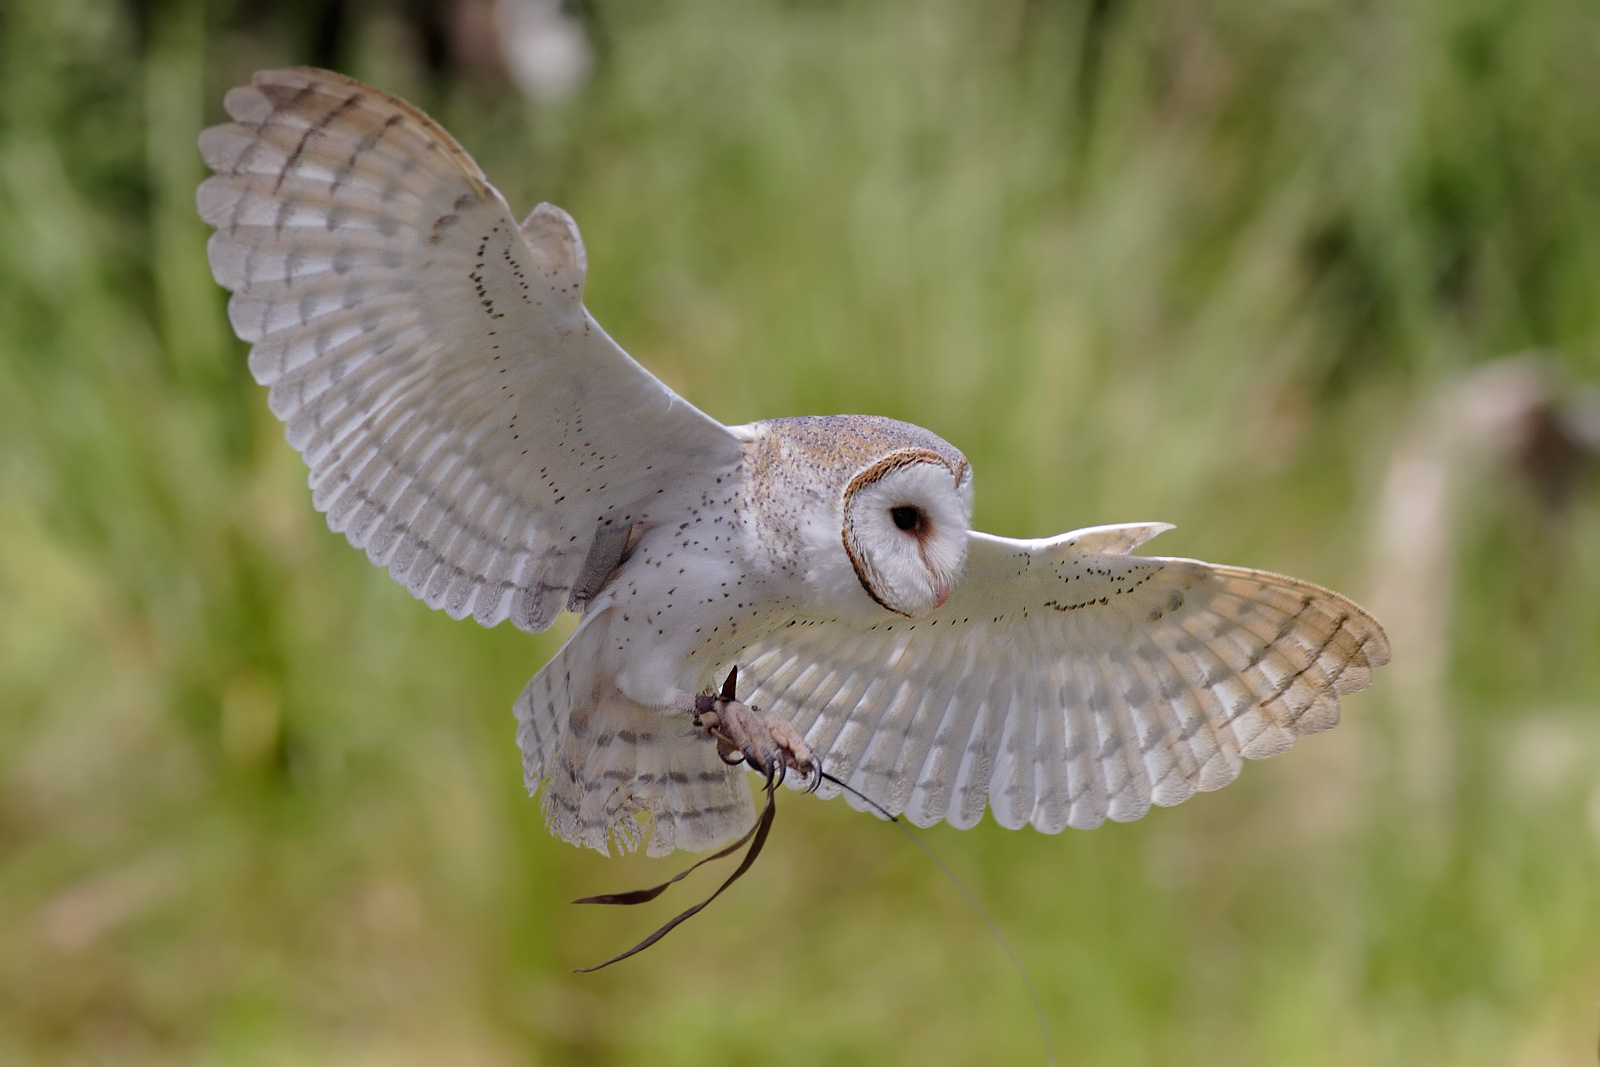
left=890, top=505, right=922, bottom=532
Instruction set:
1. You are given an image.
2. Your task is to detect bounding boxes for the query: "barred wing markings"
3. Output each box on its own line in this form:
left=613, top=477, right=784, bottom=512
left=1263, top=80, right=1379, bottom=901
left=740, top=523, right=1390, bottom=831
left=198, top=67, right=741, bottom=631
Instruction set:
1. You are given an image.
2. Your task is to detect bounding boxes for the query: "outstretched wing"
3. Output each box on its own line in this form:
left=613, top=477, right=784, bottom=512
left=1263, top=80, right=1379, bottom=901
left=198, top=68, right=741, bottom=630
left=737, top=523, right=1389, bottom=831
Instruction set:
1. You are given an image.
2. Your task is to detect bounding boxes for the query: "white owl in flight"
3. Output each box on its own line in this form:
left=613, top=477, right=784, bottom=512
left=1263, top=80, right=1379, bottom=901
left=198, top=68, right=1389, bottom=860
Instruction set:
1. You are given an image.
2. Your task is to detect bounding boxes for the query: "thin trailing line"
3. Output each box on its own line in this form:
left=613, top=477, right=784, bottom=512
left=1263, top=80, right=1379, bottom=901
left=816, top=769, right=1056, bottom=1067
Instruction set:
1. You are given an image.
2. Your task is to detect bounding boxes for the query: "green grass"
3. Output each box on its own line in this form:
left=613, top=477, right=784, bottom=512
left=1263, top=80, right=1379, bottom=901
left=2, top=0, right=1599, bottom=1063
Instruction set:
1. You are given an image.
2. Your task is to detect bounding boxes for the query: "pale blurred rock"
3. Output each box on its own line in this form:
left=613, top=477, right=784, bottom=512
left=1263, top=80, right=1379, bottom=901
left=1369, top=356, right=1598, bottom=826
left=496, top=0, right=592, bottom=102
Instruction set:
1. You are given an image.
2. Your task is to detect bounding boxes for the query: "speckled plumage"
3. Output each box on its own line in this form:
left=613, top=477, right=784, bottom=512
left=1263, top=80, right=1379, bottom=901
left=200, top=69, right=1390, bottom=858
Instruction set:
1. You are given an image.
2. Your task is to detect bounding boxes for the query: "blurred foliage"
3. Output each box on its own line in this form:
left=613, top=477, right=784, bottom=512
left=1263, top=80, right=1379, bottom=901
left=2, top=0, right=1599, bottom=1063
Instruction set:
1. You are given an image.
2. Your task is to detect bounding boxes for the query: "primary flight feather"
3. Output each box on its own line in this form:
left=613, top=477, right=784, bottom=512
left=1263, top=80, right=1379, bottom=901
left=199, top=68, right=1390, bottom=858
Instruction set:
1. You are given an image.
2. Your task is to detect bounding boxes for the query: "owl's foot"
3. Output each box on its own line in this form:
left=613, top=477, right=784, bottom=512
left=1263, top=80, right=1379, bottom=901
left=692, top=667, right=816, bottom=785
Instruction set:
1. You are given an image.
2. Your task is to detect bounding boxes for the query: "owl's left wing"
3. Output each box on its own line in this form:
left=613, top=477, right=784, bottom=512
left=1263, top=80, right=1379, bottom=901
left=736, top=524, right=1389, bottom=832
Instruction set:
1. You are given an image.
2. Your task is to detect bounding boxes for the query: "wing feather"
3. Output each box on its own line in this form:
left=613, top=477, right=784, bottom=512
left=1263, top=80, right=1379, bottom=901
left=738, top=526, right=1389, bottom=833
left=1029, top=639, right=1074, bottom=832
left=199, top=68, right=741, bottom=630
left=1059, top=614, right=1107, bottom=825
left=987, top=619, right=1036, bottom=830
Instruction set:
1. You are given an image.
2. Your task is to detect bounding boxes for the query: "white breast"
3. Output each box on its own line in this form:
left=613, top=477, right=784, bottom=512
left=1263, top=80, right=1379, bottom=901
left=586, top=490, right=796, bottom=707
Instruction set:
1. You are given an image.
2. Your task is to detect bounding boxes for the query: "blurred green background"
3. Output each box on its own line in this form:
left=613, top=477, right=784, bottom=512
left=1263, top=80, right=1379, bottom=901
left=3, top=0, right=1599, bottom=1063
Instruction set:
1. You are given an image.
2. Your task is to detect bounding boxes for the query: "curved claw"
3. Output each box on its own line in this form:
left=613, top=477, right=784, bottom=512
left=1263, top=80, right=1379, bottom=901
left=804, top=757, right=826, bottom=795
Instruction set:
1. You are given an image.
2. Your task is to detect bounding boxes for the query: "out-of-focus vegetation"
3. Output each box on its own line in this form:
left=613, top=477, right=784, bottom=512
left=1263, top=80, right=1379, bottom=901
left=3, top=0, right=1599, bottom=1062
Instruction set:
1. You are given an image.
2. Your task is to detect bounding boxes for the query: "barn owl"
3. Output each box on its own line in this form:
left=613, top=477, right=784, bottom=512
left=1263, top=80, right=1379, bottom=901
left=198, top=68, right=1389, bottom=861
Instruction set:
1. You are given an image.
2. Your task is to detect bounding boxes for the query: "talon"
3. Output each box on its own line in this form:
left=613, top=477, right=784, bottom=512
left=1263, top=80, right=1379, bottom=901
left=693, top=669, right=814, bottom=782
left=804, top=756, right=825, bottom=794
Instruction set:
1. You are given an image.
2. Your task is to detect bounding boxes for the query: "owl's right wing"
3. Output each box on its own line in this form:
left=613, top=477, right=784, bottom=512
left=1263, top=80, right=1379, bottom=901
left=737, top=523, right=1389, bottom=832
left=198, top=68, right=742, bottom=631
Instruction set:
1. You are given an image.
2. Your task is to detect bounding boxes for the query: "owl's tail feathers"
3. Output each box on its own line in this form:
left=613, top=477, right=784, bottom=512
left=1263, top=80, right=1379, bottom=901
left=514, top=649, right=756, bottom=858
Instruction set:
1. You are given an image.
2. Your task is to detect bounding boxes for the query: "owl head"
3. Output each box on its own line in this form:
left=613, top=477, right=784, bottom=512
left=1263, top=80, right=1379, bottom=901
left=841, top=446, right=972, bottom=616
left=745, top=416, right=973, bottom=619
